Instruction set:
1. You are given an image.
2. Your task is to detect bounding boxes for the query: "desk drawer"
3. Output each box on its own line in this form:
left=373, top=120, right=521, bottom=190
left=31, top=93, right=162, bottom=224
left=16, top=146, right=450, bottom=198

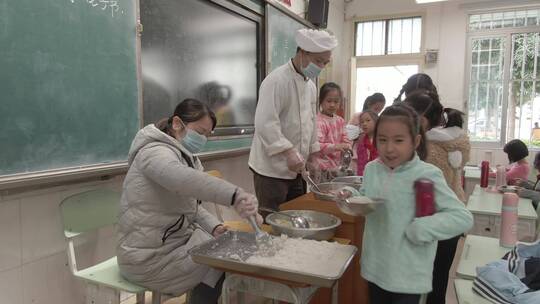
left=492, top=218, right=536, bottom=242
left=470, top=214, right=497, bottom=237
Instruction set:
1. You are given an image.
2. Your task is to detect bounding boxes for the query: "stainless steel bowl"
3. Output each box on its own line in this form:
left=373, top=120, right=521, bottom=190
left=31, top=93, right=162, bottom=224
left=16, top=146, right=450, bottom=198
left=265, top=210, right=342, bottom=241
left=336, top=196, right=384, bottom=216
left=312, top=182, right=361, bottom=201
left=331, top=176, right=363, bottom=186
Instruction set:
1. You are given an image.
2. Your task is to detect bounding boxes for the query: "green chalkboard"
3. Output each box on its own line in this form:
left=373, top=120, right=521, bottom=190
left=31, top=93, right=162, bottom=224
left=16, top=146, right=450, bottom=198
left=266, top=4, right=311, bottom=73
left=0, top=0, right=139, bottom=176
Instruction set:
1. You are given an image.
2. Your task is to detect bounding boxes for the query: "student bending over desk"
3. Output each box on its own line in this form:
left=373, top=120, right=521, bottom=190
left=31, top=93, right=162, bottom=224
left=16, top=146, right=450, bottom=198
left=490, top=139, right=530, bottom=185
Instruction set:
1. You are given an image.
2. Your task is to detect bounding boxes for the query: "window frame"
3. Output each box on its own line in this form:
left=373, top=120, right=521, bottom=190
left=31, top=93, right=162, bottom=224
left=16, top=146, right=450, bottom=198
left=353, top=13, right=426, bottom=59
left=350, top=13, right=425, bottom=115
left=465, top=9, right=540, bottom=148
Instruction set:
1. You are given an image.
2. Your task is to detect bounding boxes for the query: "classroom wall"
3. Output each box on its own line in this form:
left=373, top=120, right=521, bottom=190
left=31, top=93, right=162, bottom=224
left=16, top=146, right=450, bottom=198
left=341, top=0, right=468, bottom=111
left=275, top=0, right=306, bottom=15
left=0, top=153, right=253, bottom=304
left=341, top=0, right=540, bottom=163
left=0, top=2, right=350, bottom=302
left=327, top=0, right=346, bottom=87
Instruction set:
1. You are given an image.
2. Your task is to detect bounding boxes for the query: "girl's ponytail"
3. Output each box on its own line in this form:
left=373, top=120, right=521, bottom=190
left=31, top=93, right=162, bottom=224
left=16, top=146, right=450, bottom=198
left=393, top=88, right=405, bottom=104
left=443, top=108, right=465, bottom=129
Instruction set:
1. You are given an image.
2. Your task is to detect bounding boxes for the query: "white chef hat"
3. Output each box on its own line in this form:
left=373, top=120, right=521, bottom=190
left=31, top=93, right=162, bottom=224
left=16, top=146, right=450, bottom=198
left=295, top=29, right=338, bottom=53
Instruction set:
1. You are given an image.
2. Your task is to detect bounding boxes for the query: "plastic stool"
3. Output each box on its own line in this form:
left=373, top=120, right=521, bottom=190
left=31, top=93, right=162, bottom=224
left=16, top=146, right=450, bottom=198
left=221, top=273, right=326, bottom=304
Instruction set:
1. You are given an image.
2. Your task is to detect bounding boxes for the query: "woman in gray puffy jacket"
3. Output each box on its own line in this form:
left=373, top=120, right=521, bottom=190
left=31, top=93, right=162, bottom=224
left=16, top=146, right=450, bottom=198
left=117, top=99, right=260, bottom=303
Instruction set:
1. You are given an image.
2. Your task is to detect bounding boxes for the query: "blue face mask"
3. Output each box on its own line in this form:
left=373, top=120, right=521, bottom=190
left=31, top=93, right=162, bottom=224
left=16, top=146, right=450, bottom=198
left=302, top=62, right=322, bottom=80
left=180, top=121, right=207, bottom=153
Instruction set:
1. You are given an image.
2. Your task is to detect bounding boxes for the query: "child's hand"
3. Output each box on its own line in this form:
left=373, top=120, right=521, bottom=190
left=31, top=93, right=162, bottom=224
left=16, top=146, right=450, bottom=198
left=512, top=178, right=527, bottom=187
left=405, top=219, right=435, bottom=245
left=335, top=143, right=352, bottom=152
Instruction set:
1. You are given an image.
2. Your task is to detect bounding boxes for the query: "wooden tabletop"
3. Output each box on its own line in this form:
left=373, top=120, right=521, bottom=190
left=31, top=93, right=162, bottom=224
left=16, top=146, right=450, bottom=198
left=454, top=279, right=492, bottom=304
left=456, top=235, right=510, bottom=280
left=467, top=185, right=537, bottom=219
left=464, top=166, right=481, bottom=179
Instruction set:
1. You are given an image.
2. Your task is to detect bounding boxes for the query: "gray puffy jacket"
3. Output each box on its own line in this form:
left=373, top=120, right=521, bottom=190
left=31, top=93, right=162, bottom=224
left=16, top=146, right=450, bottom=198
left=117, top=124, right=237, bottom=295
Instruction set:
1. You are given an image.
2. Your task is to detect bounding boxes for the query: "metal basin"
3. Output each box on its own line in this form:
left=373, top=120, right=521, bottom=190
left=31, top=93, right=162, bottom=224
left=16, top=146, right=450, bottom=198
left=336, top=196, right=384, bottom=216
left=312, top=182, right=361, bottom=201
left=266, top=210, right=342, bottom=241
left=331, top=176, right=363, bottom=187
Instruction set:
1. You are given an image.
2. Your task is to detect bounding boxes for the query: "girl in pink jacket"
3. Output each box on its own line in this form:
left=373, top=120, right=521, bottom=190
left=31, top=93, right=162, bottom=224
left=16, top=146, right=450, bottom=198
left=356, top=110, right=379, bottom=175
left=311, top=83, right=351, bottom=181
left=490, top=139, right=530, bottom=184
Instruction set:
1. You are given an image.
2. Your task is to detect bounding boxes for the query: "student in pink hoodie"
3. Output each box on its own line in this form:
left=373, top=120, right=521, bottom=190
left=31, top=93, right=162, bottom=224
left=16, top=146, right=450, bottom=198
left=356, top=110, right=379, bottom=175
left=490, top=139, right=530, bottom=185
left=311, top=82, right=351, bottom=182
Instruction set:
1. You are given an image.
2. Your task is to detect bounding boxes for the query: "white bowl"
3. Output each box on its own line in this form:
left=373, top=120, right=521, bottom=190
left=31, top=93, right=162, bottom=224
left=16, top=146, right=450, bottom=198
left=337, top=196, right=384, bottom=216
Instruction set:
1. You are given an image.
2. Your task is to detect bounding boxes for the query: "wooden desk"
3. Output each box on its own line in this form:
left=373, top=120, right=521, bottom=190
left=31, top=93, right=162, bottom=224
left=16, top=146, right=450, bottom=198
left=455, top=235, right=510, bottom=280
left=454, top=279, right=491, bottom=304
left=463, top=166, right=495, bottom=199
left=280, top=193, right=368, bottom=304
left=467, top=185, right=537, bottom=241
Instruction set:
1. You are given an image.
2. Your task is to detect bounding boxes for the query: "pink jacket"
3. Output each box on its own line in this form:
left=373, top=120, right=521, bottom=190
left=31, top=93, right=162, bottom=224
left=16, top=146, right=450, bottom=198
left=356, top=134, right=378, bottom=176
left=489, top=162, right=530, bottom=183
left=312, top=113, right=350, bottom=171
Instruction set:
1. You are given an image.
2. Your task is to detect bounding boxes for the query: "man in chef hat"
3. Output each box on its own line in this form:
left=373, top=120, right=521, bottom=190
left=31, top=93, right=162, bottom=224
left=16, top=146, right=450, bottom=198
left=249, top=29, right=338, bottom=216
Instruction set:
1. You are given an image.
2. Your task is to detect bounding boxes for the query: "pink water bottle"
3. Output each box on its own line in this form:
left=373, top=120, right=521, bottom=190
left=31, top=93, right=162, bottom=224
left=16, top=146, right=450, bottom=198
left=415, top=179, right=435, bottom=217
left=495, top=165, right=506, bottom=188
left=500, top=192, right=519, bottom=248
left=480, top=161, right=490, bottom=188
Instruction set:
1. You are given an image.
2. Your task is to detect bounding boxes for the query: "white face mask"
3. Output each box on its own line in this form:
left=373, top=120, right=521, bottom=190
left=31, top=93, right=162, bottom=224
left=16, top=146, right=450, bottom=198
left=345, top=124, right=361, bottom=140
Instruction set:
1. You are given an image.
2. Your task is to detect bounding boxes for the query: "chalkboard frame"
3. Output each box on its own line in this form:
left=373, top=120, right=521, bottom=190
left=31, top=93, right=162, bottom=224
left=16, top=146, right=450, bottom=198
left=0, top=0, right=319, bottom=191
left=0, top=0, right=143, bottom=191
left=264, top=0, right=315, bottom=75
left=0, top=0, right=262, bottom=191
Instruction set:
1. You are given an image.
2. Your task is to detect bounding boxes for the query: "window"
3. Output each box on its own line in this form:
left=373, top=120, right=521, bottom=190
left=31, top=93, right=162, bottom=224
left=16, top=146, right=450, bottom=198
left=468, top=37, right=505, bottom=142
left=509, top=33, right=540, bottom=146
left=466, top=8, right=540, bottom=148
left=352, top=15, right=423, bottom=113
left=469, top=9, right=540, bottom=31
left=356, top=65, right=419, bottom=111
left=355, top=17, right=422, bottom=56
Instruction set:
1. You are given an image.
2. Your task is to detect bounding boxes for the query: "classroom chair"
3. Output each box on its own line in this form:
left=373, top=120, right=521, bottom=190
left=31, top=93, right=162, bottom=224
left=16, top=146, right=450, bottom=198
left=59, top=188, right=162, bottom=304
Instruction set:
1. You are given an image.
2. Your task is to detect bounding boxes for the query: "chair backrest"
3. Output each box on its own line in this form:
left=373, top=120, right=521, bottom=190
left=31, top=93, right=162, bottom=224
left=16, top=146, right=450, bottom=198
left=60, top=188, right=121, bottom=238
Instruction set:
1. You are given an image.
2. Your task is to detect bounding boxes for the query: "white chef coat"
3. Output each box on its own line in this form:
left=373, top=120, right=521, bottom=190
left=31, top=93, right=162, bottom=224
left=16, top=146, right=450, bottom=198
left=249, top=60, right=320, bottom=179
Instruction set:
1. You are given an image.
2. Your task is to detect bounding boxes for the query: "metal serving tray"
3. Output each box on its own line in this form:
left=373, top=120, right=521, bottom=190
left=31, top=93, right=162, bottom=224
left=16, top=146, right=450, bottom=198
left=188, top=231, right=357, bottom=288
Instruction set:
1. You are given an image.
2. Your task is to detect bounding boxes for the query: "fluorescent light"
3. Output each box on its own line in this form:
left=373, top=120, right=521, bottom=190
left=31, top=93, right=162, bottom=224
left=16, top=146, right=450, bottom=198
left=416, top=0, right=448, bottom=3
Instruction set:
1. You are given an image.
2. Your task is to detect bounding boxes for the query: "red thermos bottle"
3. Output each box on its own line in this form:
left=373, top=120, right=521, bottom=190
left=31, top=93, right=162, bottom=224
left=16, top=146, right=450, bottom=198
left=415, top=178, right=435, bottom=217
left=480, top=161, right=490, bottom=188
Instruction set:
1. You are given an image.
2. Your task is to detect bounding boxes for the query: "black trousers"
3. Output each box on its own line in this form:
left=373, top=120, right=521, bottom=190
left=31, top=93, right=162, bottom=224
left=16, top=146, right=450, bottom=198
left=252, top=169, right=306, bottom=218
left=368, top=282, right=424, bottom=304
left=188, top=274, right=225, bottom=304
left=426, top=235, right=461, bottom=304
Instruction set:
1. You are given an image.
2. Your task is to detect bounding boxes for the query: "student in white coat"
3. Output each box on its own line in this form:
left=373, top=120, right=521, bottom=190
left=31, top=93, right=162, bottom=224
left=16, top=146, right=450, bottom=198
left=249, top=29, right=337, bottom=214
